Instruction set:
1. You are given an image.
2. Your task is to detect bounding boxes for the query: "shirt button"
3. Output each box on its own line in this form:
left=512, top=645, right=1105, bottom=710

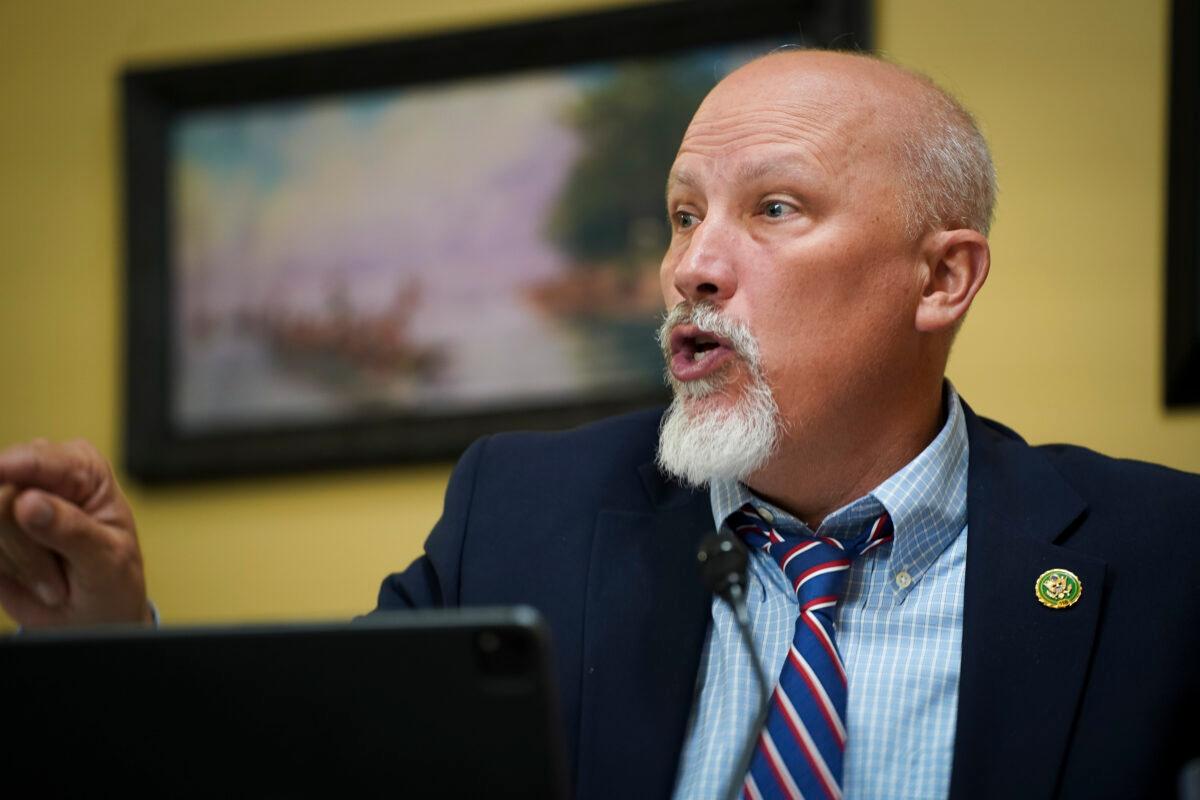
left=895, top=570, right=913, bottom=589
left=756, top=506, right=775, bottom=523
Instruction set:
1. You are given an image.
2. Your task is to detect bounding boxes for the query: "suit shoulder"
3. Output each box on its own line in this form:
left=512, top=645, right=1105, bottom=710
left=971, top=411, right=1200, bottom=507
left=481, top=407, right=665, bottom=466
left=969, top=411, right=1200, bottom=563
left=451, top=407, right=666, bottom=508
left=444, top=406, right=670, bottom=529
left=1033, top=441, right=1200, bottom=508
left=1033, top=441, right=1200, bottom=567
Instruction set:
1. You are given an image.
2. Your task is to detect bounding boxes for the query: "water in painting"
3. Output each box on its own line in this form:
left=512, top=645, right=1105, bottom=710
left=171, top=44, right=770, bottom=432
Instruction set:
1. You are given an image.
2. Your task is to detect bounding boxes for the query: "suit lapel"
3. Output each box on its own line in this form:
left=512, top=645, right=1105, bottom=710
left=574, top=462, right=713, bottom=800
left=949, top=408, right=1106, bottom=800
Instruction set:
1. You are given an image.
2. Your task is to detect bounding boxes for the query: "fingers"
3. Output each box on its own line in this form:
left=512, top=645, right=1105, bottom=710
left=4, top=487, right=149, bottom=626
left=0, top=572, right=65, bottom=628
left=0, top=437, right=147, bottom=628
left=0, top=484, right=68, bottom=606
left=13, top=488, right=120, bottom=575
left=0, top=438, right=109, bottom=508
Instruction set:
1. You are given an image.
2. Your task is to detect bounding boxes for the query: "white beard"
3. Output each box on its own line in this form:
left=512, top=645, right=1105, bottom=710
left=655, top=303, right=782, bottom=488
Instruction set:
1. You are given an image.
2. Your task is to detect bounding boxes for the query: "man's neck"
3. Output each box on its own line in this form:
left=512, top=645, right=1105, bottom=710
left=744, top=384, right=947, bottom=530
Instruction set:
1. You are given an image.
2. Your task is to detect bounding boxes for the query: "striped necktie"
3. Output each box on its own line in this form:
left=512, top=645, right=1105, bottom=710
left=727, top=502, right=894, bottom=800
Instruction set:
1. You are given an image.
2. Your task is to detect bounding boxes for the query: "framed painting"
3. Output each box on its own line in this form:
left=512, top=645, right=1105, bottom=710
left=122, top=0, right=871, bottom=481
left=1167, top=0, right=1200, bottom=407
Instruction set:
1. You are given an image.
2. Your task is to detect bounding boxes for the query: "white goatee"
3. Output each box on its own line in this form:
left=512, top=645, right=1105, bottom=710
left=655, top=302, right=782, bottom=488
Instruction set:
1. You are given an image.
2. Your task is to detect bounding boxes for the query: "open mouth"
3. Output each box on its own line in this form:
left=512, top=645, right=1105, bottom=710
left=668, top=325, right=737, bottom=381
left=686, top=335, right=721, bottom=361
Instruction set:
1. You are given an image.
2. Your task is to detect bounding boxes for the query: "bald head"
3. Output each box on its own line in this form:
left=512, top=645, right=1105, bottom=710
left=690, top=49, right=997, bottom=239
left=659, top=48, right=993, bottom=517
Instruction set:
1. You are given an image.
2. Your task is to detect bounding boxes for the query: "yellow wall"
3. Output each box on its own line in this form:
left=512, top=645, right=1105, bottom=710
left=1, top=0, right=1196, bottom=630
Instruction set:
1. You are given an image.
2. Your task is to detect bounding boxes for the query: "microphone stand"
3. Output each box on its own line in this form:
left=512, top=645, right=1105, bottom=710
left=697, top=532, right=773, bottom=800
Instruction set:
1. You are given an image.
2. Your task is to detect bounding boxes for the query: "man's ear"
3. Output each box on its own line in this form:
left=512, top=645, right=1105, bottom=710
left=914, top=229, right=990, bottom=333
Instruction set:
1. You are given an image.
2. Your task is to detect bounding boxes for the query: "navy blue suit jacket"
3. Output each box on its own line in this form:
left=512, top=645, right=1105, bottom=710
left=376, top=403, right=1200, bottom=799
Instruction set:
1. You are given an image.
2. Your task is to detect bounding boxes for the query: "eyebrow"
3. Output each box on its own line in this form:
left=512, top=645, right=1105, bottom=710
left=665, top=168, right=699, bottom=200
left=666, top=158, right=815, bottom=200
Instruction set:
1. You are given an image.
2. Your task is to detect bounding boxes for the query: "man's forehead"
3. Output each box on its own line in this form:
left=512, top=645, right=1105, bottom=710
left=668, top=52, right=913, bottom=188
left=716, top=52, right=919, bottom=129
left=666, top=151, right=830, bottom=195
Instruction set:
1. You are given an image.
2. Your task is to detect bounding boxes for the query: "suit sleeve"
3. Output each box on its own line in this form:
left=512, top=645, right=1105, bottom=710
left=371, top=435, right=490, bottom=611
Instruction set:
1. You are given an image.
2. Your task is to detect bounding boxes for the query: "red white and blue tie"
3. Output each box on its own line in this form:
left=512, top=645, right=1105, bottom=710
left=728, top=503, right=894, bottom=800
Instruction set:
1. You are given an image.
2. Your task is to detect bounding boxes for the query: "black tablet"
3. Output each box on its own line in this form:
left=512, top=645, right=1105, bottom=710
left=1, top=607, right=569, bottom=799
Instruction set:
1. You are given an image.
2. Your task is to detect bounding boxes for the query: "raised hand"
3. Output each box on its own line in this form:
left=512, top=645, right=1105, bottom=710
left=0, top=439, right=152, bottom=627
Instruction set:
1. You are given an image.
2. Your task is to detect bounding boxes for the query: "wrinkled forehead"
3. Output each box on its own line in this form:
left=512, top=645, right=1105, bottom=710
left=672, top=55, right=905, bottom=185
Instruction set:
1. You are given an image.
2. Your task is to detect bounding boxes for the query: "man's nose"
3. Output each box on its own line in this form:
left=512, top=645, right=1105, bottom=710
left=671, top=218, right=738, bottom=304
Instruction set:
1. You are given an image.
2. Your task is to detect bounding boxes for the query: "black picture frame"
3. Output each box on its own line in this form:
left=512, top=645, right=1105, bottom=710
left=1166, top=0, right=1200, bottom=406
left=121, top=0, right=871, bottom=483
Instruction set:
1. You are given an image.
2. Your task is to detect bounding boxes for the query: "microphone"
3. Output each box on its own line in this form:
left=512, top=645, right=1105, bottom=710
left=698, top=531, right=752, bottom=623
left=697, top=531, right=773, bottom=800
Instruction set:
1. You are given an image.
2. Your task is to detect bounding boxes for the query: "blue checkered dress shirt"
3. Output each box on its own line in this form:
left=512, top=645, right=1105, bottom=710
left=672, top=387, right=969, bottom=800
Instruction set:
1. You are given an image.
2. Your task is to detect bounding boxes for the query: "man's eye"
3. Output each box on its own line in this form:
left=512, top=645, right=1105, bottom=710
left=762, top=201, right=795, bottom=219
left=676, top=211, right=698, bottom=229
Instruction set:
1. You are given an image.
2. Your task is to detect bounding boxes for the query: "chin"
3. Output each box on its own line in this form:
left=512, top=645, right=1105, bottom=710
left=675, top=384, right=736, bottom=414
left=656, top=371, right=782, bottom=488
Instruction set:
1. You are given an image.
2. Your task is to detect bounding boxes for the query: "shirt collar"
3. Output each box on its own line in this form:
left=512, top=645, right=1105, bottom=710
left=708, top=383, right=968, bottom=599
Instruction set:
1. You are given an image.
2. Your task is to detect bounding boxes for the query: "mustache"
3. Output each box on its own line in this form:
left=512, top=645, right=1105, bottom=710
left=657, top=301, right=763, bottom=369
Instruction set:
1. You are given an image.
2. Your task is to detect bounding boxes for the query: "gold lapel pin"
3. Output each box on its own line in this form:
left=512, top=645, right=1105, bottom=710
left=1035, top=568, right=1082, bottom=609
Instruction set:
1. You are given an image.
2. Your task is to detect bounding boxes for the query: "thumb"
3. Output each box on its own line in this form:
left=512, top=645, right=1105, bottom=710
left=14, top=489, right=119, bottom=573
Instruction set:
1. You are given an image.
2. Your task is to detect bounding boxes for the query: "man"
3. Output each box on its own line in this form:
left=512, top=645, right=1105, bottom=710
left=0, top=51, right=1197, bottom=800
